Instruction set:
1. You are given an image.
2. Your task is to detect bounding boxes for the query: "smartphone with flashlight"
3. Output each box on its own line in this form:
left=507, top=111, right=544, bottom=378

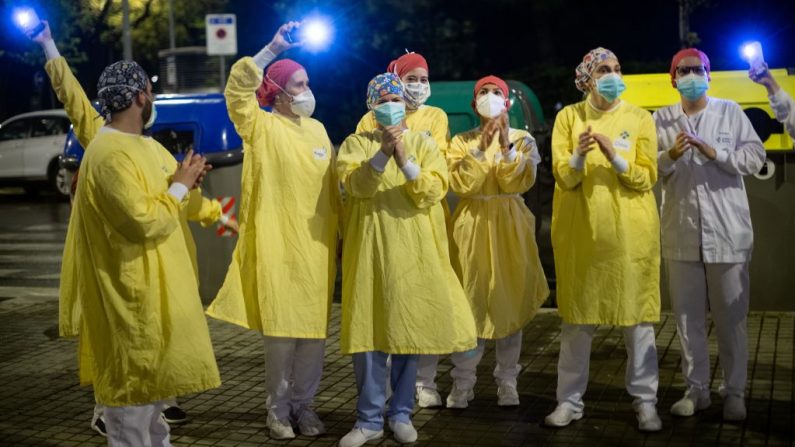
left=14, top=8, right=46, bottom=38
left=285, top=25, right=302, bottom=44
left=743, top=42, right=767, bottom=77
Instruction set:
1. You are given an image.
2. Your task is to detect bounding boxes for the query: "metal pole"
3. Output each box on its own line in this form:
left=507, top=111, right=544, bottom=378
left=220, top=55, right=226, bottom=90
left=168, top=0, right=176, bottom=50
left=122, top=0, right=132, bottom=60
left=678, top=0, right=689, bottom=49
left=166, top=0, right=177, bottom=92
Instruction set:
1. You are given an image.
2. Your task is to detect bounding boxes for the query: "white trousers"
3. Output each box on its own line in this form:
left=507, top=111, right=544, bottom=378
left=105, top=401, right=171, bottom=447
left=556, top=323, right=659, bottom=411
left=263, top=336, right=326, bottom=422
left=666, top=260, right=749, bottom=398
left=415, top=331, right=523, bottom=390
left=94, top=398, right=177, bottom=422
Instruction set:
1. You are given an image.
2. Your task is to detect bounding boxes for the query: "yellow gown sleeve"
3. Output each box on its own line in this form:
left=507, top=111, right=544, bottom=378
left=186, top=190, right=223, bottom=227
left=496, top=136, right=538, bottom=194
left=551, top=108, right=585, bottom=191
left=329, top=140, right=344, bottom=236
left=429, top=110, right=451, bottom=154
left=616, top=113, right=658, bottom=192
left=447, top=134, right=489, bottom=197
left=93, top=153, right=182, bottom=243
left=355, top=112, right=375, bottom=134
left=337, top=134, right=384, bottom=199
left=44, top=56, right=104, bottom=149
left=403, top=136, right=448, bottom=209
left=225, top=57, right=270, bottom=142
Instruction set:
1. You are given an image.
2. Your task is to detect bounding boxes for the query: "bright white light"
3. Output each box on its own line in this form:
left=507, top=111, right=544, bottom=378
left=151, top=75, right=159, bottom=83
left=13, top=8, right=36, bottom=29
left=742, top=44, right=756, bottom=59
left=302, top=20, right=330, bottom=46
left=295, top=17, right=333, bottom=52
left=741, top=41, right=762, bottom=63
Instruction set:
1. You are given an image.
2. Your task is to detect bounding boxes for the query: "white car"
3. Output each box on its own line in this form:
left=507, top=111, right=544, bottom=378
left=0, top=110, right=71, bottom=198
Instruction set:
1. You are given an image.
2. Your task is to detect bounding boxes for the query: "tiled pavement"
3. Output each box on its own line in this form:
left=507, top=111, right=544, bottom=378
left=1, top=300, right=793, bottom=447
left=0, top=195, right=793, bottom=446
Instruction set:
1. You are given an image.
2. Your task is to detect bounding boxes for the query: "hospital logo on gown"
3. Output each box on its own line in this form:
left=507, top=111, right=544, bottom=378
left=716, top=131, right=733, bottom=145
left=614, top=131, right=632, bottom=151
left=312, top=147, right=329, bottom=160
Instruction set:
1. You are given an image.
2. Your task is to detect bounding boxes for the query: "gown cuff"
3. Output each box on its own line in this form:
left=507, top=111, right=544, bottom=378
left=168, top=183, right=189, bottom=201
left=369, top=150, right=390, bottom=173
left=611, top=154, right=629, bottom=173
left=400, top=161, right=421, bottom=181
left=569, top=152, right=585, bottom=170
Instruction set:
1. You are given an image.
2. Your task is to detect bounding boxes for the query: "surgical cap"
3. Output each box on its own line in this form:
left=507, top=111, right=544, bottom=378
left=574, top=47, right=618, bottom=93
left=256, top=58, right=306, bottom=107
left=366, top=73, right=404, bottom=110
left=96, top=60, right=149, bottom=122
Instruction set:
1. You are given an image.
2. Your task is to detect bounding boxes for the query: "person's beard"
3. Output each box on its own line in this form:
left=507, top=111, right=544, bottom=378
left=141, top=99, right=153, bottom=130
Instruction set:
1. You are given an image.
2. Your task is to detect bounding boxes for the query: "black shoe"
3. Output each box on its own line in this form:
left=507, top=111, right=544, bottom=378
left=162, top=405, right=189, bottom=425
left=91, top=416, right=107, bottom=437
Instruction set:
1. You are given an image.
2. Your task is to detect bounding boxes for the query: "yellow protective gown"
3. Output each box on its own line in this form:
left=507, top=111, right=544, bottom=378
left=448, top=128, right=549, bottom=339
left=358, top=104, right=454, bottom=240
left=50, top=56, right=222, bottom=337
left=71, top=129, right=220, bottom=406
left=337, top=129, right=477, bottom=354
left=206, top=57, right=339, bottom=339
left=551, top=100, right=660, bottom=326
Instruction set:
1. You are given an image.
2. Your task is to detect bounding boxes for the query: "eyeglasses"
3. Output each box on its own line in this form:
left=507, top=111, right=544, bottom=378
left=676, top=65, right=707, bottom=76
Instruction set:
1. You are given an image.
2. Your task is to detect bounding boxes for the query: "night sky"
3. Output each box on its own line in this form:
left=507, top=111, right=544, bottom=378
left=1, top=0, right=794, bottom=142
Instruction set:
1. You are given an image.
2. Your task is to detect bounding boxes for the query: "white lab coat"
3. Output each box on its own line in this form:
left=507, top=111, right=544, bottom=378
left=770, top=89, right=795, bottom=141
left=654, top=98, right=766, bottom=263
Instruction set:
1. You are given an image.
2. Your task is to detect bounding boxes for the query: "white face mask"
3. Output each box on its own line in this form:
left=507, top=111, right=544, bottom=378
left=404, top=82, right=431, bottom=109
left=289, top=90, right=316, bottom=118
left=476, top=92, right=506, bottom=119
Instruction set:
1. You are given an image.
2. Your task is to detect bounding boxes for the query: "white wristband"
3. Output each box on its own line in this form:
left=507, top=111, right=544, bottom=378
left=41, top=39, right=60, bottom=61
left=253, top=45, right=278, bottom=70
left=167, top=182, right=189, bottom=201
left=569, top=152, right=585, bottom=171
left=504, top=146, right=518, bottom=163
left=369, top=150, right=390, bottom=173
left=611, top=154, right=629, bottom=173
left=400, top=161, right=421, bottom=181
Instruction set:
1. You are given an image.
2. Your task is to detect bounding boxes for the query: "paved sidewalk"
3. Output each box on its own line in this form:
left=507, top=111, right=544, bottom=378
left=1, top=299, right=792, bottom=447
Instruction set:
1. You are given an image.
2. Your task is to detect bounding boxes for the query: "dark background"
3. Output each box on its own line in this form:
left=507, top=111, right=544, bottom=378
left=1, top=0, right=794, bottom=143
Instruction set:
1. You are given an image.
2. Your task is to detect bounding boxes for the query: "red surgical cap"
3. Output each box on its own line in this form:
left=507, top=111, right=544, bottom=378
left=387, top=53, right=429, bottom=78
left=256, top=58, right=305, bottom=107
left=669, top=48, right=711, bottom=87
left=474, top=75, right=509, bottom=98
left=471, top=75, right=510, bottom=112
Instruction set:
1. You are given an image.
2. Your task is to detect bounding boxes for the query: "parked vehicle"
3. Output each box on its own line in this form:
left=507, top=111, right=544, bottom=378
left=0, top=110, right=71, bottom=198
